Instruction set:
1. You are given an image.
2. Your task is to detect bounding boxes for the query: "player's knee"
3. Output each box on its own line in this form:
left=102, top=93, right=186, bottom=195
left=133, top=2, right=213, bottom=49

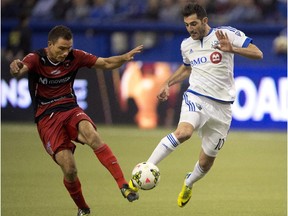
left=90, top=134, right=103, bottom=149
left=78, top=121, right=102, bottom=147
left=83, top=131, right=103, bottom=149
left=174, top=123, right=194, bottom=143
left=174, top=130, right=193, bottom=143
left=65, top=167, right=78, bottom=181
left=86, top=132, right=97, bottom=144
left=199, top=159, right=215, bottom=172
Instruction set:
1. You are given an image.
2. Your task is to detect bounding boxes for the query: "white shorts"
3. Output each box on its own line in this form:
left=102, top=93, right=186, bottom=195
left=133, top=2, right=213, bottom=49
left=178, top=91, right=232, bottom=157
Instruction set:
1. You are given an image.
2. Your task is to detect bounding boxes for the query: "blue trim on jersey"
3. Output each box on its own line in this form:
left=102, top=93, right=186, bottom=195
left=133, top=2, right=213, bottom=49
left=183, top=62, right=190, bottom=66
left=207, top=28, right=213, bottom=36
left=216, top=26, right=237, bottom=32
left=200, top=38, right=203, bottom=47
left=201, top=28, right=213, bottom=47
left=242, top=37, right=252, bottom=48
left=187, top=89, right=234, bottom=104
left=215, top=26, right=253, bottom=48
left=167, top=134, right=179, bottom=148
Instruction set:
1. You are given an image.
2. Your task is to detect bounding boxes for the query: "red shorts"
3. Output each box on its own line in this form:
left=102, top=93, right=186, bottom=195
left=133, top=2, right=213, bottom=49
left=37, top=107, right=96, bottom=159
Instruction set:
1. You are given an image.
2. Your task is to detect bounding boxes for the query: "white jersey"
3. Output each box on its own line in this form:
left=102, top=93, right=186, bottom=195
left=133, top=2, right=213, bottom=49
left=181, top=26, right=252, bottom=103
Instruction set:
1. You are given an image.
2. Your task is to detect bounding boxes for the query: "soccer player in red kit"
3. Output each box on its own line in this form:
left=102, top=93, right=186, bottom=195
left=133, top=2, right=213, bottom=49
left=9, top=25, right=143, bottom=216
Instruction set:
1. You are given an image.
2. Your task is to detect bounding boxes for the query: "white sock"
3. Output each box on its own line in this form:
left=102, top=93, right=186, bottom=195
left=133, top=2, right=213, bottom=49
left=147, top=133, right=180, bottom=165
left=185, top=161, right=207, bottom=187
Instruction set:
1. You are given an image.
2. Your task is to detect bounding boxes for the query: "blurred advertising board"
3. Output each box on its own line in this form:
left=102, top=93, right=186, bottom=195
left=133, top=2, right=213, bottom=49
left=1, top=61, right=286, bottom=131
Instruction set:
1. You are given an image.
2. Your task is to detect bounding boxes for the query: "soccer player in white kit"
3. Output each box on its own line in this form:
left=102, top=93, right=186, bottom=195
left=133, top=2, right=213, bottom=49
left=129, top=3, right=263, bottom=207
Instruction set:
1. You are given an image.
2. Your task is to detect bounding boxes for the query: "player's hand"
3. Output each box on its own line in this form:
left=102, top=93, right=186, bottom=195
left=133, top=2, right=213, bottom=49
left=124, top=45, right=144, bottom=61
left=214, top=30, right=233, bottom=53
left=10, top=59, right=24, bottom=77
left=157, top=84, right=169, bottom=102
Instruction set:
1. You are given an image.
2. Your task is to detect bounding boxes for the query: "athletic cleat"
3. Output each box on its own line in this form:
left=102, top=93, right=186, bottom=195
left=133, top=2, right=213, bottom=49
left=177, top=181, right=193, bottom=207
left=77, top=208, right=90, bottom=216
left=121, top=184, right=139, bottom=202
left=128, top=179, right=139, bottom=192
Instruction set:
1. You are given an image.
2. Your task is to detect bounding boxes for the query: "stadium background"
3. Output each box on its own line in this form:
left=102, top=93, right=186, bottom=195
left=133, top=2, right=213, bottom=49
left=1, top=0, right=287, bottom=130
left=1, top=1, right=287, bottom=216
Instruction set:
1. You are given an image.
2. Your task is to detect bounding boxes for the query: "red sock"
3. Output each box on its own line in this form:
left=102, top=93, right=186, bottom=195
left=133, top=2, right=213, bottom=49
left=63, top=177, right=89, bottom=210
left=94, top=144, right=127, bottom=188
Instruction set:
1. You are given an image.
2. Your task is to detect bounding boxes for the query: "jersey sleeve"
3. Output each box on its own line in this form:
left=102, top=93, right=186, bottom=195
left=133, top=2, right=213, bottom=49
left=73, top=49, right=98, bottom=68
left=181, top=40, right=190, bottom=66
left=22, top=53, right=39, bottom=71
left=223, top=27, right=252, bottom=48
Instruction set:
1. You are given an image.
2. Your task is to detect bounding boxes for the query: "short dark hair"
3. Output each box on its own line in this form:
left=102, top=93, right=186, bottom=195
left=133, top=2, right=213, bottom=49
left=48, top=25, right=73, bottom=43
left=181, top=3, right=207, bottom=20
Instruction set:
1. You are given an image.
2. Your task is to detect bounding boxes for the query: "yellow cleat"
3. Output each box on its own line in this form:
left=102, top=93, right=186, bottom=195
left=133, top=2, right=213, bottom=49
left=177, top=181, right=192, bottom=207
left=121, top=184, right=139, bottom=202
left=128, top=179, right=139, bottom=192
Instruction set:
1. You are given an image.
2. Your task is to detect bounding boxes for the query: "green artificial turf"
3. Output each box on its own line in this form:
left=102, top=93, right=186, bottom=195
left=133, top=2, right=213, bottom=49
left=1, top=123, right=287, bottom=216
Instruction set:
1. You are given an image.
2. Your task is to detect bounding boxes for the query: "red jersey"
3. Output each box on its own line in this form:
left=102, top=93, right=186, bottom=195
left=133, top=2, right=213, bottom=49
left=22, top=48, right=97, bottom=122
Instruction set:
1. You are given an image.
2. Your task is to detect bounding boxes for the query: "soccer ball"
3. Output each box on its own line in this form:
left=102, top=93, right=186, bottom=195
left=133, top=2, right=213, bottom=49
left=131, top=162, right=160, bottom=190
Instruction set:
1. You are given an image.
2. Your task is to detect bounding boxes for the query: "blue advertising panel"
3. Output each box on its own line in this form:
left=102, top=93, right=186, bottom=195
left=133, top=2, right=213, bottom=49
left=232, top=65, right=286, bottom=130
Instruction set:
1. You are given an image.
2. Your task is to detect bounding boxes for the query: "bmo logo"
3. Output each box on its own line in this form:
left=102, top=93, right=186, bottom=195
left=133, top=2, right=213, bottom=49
left=190, top=57, right=207, bottom=66
left=210, top=51, right=222, bottom=64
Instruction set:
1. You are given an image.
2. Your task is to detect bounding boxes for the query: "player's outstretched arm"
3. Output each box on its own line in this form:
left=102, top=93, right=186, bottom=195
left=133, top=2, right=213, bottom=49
left=10, top=59, right=29, bottom=78
left=215, top=30, right=263, bottom=60
left=93, top=45, right=144, bottom=70
left=231, top=43, right=263, bottom=60
left=157, top=65, right=191, bottom=102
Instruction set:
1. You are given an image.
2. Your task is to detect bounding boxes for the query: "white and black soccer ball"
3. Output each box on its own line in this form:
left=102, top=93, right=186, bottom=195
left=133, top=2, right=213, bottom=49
left=131, top=162, right=160, bottom=190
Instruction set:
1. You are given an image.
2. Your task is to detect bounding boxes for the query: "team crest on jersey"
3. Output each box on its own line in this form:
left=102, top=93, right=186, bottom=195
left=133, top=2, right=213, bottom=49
left=189, top=48, right=193, bottom=54
left=211, top=40, right=219, bottom=48
left=63, top=60, right=71, bottom=68
left=210, top=51, right=222, bottom=64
